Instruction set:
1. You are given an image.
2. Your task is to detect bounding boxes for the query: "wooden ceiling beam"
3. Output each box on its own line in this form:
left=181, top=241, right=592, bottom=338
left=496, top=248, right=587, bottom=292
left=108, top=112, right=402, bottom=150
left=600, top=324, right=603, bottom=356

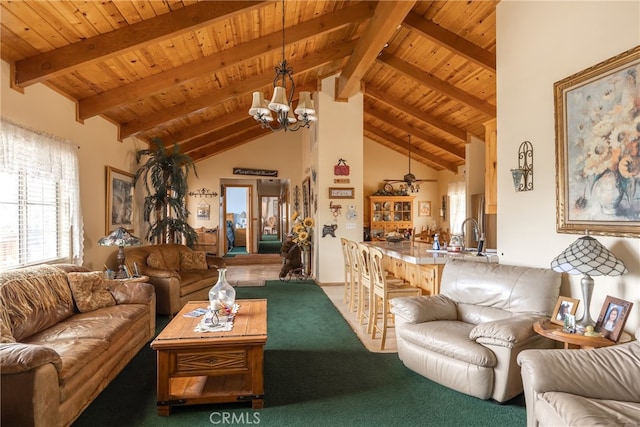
left=378, top=52, right=496, bottom=117
left=365, top=105, right=465, bottom=160
left=78, top=2, right=375, bottom=120
left=119, top=41, right=356, bottom=139
left=335, top=1, right=416, bottom=101
left=179, top=118, right=257, bottom=154
left=402, top=12, right=495, bottom=72
left=13, top=1, right=267, bottom=87
left=187, top=128, right=272, bottom=162
left=365, top=87, right=468, bottom=142
left=364, top=124, right=458, bottom=173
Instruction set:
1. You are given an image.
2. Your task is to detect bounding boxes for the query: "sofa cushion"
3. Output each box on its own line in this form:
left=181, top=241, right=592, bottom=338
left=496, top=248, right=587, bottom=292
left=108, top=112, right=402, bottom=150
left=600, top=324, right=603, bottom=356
left=396, top=320, right=497, bottom=367
left=67, top=272, right=116, bottom=313
left=147, top=252, right=169, bottom=270
left=0, top=265, right=75, bottom=341
left=537, top=392, right=640, bottom=426
left=180, top=251, right=208, bottom=270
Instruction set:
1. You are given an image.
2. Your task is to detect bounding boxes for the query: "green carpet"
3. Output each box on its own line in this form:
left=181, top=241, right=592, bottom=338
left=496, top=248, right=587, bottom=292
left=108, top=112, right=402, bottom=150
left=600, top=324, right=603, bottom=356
left=258, top=238, right=282, bottom=254
left=74, top=281, right=526, bottom=426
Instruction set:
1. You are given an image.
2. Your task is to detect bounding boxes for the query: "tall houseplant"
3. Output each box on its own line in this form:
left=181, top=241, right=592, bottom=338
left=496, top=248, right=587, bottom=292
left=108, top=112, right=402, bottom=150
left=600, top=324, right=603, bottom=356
left=134, top=138, right=198, bottom=246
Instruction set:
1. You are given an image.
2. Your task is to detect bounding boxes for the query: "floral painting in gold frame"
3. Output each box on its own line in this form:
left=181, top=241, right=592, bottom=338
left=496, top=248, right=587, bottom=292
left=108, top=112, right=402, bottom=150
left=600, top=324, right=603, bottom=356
left=554, top=45, right=640, bottom=237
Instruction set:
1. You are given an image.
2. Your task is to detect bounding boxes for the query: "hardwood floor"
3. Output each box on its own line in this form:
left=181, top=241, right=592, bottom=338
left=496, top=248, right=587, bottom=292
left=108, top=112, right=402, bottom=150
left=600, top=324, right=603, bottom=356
left=224, top=256, right=282, bottom=282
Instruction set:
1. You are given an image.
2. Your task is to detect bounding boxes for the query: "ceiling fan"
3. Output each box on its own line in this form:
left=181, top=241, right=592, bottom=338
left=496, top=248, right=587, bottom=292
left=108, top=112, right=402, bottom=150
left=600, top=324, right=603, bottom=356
left=384, top=135, right=436, bottom=193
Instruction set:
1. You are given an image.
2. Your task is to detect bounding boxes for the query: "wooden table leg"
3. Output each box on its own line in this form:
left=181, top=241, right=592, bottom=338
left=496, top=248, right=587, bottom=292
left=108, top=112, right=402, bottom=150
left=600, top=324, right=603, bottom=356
left=156, top=350, right=171, bottom=416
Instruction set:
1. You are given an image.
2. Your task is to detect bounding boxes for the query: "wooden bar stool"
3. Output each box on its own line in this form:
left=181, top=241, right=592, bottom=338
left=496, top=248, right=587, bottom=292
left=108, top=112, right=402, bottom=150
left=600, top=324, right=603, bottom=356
left=368, top=246, right=421, bottom=350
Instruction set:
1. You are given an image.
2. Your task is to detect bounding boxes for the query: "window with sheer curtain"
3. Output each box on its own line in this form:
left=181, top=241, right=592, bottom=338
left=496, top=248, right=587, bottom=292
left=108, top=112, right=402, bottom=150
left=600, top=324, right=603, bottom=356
left=448, top=181, right=466, bottom=235
left=0, top=118, right=84, bottom=271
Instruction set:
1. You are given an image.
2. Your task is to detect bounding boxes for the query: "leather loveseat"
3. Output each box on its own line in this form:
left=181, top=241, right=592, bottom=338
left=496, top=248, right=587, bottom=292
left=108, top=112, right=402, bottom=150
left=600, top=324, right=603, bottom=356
left=123, top=244, right=225, bottom=315
left=517, top=328, right=640, bottom=426
left=0, top=264, right=155, bottom=427
left=390, top=259, right=561, bottom=402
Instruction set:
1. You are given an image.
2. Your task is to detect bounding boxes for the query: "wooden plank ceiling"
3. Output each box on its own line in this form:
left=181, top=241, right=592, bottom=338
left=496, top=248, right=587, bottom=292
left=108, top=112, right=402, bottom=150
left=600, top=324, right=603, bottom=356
left=1, top=0, right=497, bottom=172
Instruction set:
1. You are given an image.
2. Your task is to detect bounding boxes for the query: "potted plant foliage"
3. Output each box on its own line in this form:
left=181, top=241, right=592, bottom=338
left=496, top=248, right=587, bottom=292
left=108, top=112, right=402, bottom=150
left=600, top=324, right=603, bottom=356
left=134, top=137, right=198, bottom=246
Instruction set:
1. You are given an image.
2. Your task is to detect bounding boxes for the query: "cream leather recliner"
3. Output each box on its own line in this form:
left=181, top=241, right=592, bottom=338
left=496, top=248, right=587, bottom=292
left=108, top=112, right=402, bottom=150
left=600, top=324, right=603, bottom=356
left=517, top=328, right=640, bottom=426
left=390, top=259, right=561, bottom=403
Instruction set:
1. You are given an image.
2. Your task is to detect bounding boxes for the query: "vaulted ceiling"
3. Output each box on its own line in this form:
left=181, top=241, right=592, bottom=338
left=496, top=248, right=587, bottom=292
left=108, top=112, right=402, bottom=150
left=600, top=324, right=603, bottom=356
left=1, top=1, right=498, bottom=173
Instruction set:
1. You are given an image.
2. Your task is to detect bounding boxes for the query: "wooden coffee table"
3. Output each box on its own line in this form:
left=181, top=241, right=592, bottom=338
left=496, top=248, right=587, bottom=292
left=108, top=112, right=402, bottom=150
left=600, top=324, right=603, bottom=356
left=150, top=299, right=267, bottom=416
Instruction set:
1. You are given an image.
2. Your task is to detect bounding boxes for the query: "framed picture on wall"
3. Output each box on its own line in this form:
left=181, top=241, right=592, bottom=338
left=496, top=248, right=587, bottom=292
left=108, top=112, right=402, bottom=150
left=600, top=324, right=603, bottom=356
left=105, top=166, right=134, bottom=234
left=418, top=201, right=431, bottom=217
left=554, top=45, right=640, bottom=237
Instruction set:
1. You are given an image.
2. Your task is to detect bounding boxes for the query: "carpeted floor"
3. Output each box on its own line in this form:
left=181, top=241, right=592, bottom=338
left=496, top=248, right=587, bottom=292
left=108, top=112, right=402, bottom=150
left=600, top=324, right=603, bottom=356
left=74, top=280, right=526, bottom=427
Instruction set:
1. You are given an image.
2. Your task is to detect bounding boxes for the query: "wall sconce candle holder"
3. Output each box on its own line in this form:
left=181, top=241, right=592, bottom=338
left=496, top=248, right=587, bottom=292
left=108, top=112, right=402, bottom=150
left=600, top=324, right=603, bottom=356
left=440, top=196, right=447, bottom=219
left=511, top=141, right=533, bottom=191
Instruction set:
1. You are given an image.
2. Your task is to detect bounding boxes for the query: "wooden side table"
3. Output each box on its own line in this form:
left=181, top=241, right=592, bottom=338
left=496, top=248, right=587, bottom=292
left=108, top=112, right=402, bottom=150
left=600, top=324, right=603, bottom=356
left=533, top=319, right=632, bottom=349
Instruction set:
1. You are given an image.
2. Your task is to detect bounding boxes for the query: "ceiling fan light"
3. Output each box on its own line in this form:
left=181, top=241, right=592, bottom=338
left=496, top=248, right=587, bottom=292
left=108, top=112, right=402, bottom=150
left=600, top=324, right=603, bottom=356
left=294, top=91, right=315, bottom=115
left=269, top=86, right=290, bottom=112
left=249, top=91, right=271, bottom=116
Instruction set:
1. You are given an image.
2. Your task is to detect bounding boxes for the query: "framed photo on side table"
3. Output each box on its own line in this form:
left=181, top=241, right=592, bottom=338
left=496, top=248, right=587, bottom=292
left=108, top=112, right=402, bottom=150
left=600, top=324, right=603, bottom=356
left=106, top=166, right=135, bottom=235
left=550, top=296, right=580, bottom=326
left=595, top=296, right=633, bottom=342
left=554, top=45, right=640, bottom=237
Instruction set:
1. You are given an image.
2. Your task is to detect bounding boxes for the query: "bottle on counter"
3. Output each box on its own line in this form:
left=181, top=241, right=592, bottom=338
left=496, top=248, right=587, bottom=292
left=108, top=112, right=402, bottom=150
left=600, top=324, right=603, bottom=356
left=433, top=233, right=441, bottom=250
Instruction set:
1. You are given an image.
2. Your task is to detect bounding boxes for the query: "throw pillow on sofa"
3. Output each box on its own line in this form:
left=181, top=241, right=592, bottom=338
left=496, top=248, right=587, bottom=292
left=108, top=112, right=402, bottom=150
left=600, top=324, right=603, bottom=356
left=68, top=271, right=116, bottom=312
left=180, top=251, right=208, bottom=270
left=147, top=252, right=168, bottom=270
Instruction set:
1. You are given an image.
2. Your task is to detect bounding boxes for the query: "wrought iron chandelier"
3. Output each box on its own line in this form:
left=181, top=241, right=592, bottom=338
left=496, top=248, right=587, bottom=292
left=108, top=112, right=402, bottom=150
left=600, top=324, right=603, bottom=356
left=248, top=0, right=317, bottom=131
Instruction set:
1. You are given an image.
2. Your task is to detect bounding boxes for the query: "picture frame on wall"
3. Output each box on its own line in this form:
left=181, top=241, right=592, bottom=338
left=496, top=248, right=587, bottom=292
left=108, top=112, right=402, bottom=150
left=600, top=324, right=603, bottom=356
left=554, top=45, right=640, bottom=237
left=595, top=295, right=633, bottom=342
left=105, top=166, right=134, bottom=234
left=418, top=201, right=431, bottom=217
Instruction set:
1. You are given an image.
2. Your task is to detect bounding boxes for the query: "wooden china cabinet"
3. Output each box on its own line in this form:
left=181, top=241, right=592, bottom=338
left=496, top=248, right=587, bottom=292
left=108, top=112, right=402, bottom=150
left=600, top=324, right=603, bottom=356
left=369, top=195, right=415, bottom=240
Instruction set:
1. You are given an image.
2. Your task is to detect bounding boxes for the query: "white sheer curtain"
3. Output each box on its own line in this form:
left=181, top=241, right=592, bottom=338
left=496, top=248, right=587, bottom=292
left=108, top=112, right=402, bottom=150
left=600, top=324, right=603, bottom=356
left=448, top=181, right=466, bottom=235
left=0, top=118, right=84, bottom=267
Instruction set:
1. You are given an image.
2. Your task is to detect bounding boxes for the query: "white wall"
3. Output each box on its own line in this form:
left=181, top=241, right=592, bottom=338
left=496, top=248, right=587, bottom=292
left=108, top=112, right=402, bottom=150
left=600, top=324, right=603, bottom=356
left=0, top=60, right=143, bottom=271
left=497, top=1, right=640, bottom=333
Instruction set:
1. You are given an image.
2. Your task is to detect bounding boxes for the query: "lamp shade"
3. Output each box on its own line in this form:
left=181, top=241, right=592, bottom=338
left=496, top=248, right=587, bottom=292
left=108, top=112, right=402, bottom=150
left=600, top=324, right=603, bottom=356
left=551, top=236, right=628, bottom=276
left=268, top=86, right=290, bottom=112
left=294, top=91, right=315, bottom=115
left=98, top=227, right=142, bottom=248
left=248, top=92, right=271, bottom=117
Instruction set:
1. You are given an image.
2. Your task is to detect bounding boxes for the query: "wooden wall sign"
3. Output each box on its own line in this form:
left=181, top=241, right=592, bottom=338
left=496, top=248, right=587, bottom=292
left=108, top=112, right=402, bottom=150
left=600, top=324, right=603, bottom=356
left=233, top=167, right=278, bottom=177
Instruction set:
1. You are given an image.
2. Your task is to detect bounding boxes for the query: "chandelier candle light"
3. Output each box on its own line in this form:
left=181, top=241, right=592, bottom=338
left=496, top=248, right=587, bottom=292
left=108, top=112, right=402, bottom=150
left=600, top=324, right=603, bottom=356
left=248, top=0, right=317, bottom=131
left=550, top=234, right=628, bottom=328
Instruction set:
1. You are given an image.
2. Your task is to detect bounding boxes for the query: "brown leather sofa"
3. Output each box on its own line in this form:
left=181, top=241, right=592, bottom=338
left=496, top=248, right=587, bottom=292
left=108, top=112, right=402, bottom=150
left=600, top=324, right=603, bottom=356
left=390, top=259, right=561, bottom=403
left=0, top=264, right=155, bottom=427
left=517, top=328, right=640, bottom=426
left=123, top=244, right=225, bottom=315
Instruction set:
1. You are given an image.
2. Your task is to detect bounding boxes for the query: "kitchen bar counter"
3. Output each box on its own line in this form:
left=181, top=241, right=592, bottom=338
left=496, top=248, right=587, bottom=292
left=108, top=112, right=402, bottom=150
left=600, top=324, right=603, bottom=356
left=365, top=241, right=499, bottom=295
left=366, top=241, right=499, bottom=264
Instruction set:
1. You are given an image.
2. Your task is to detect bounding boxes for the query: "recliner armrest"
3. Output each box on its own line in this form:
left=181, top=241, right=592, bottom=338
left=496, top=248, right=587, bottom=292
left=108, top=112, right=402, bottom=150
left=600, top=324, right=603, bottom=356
left=390, top=294, right=457, bottom=324
left=518, top=341, right=640, bottom=402
left=0, top=343, right=62, bottom=374
left=470, top=314, right=542, bottom=348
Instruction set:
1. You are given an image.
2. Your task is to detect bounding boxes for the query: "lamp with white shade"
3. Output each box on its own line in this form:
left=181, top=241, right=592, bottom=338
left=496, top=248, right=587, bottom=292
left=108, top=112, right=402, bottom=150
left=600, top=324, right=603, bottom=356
left=550, top=234, right=628, bottom=328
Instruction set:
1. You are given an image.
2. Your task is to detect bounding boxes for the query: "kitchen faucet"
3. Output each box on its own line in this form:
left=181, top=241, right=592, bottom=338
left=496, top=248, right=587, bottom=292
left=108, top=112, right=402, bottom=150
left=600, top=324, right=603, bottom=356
left=460, top=217, right=482, bottom=253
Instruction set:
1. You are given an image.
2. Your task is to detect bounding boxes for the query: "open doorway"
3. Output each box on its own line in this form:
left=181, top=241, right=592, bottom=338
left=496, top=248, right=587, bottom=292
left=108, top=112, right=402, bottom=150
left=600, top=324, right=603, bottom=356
left=260, top=196, right=279, bottom=238
left=223, top=185, right=252, bottom=255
